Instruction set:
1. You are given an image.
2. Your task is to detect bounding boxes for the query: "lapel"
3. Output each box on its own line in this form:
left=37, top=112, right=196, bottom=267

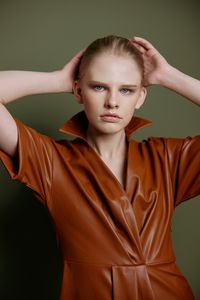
left=58, top=110, right=152, bottom=142
left=59, top=110, right=152, bottom=262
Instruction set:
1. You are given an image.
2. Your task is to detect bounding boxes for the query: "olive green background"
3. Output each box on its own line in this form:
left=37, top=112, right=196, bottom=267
left=0, top=0, right=199, bottom=299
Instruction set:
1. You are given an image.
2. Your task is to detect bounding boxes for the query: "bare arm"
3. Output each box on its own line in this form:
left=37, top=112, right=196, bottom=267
left=157, top=66, right=200, bottom=106
left=0, top=71, right=63, bottom=157
left=130, top=36, right=200, bottom=106
left=0, top=70, right=66, bottom=105
left=0, top=48, right=85, bottom=157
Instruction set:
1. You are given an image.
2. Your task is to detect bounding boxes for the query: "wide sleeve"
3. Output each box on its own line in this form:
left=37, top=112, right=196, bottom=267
left=0, top=118, right=53, bottom=206
left=165, top=136, right=200, bottom=206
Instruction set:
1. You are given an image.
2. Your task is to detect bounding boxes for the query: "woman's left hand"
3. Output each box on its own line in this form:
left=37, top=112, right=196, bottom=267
left=130, top=36, right=200, bottom=106
left=129, top=36, right=170, bottom=86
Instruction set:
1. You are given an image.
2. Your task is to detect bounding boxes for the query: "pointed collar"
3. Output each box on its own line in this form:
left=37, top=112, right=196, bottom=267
left=58, top=110, right=152, bottom=142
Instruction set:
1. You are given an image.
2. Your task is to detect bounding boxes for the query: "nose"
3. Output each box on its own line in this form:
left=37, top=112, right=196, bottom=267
left=104, top=90, right=119, bottom=109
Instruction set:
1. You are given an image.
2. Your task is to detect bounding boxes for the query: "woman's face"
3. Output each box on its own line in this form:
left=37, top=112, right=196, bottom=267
left=73, top=53, right=147, bottom=136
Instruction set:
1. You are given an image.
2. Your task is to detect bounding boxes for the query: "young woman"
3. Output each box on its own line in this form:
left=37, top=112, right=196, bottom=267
left=0, top=35, right=199, bottom=300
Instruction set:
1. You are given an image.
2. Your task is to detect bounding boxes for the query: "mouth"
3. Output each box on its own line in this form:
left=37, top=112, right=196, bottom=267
left=100, top=113, right=122, bottom=123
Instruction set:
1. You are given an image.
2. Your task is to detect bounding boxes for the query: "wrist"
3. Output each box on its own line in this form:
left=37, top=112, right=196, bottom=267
left=50, top=70, right=68, bottom=93
left=156, top=64, right=179, bottom=88
left=54, top=69, right=73, bottom=93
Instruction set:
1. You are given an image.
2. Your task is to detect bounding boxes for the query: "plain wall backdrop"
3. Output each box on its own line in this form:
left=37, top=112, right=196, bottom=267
left=0, top=0, right=199, bottom=299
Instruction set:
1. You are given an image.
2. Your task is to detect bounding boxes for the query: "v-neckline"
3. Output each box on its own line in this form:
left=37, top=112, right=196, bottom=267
left=86, top=138, right=131, bottom=195
left=84, top=139, right=145, bottom=258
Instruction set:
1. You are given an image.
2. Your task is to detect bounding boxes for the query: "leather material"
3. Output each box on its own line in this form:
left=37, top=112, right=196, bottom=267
left=0, top=110, right=199, bottom=300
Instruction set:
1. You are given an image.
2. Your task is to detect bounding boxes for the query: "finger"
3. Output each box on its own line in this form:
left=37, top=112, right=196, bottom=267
left=71, top=48, right=86, bottom=62
left=133, top=44, right=146, bottom=54
left=130, top=38, right=159, bottom=58
left=75, top=48, right=86, bottom=57
left=129, top=40, right=146, bottom=54
left=131, top=36, right=156, bottom=51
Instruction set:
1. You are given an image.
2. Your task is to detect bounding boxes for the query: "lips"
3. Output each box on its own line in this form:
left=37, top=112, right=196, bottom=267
left=100, top=113, right=122, bottom=123
left=100, top=113, right=121, bottom=119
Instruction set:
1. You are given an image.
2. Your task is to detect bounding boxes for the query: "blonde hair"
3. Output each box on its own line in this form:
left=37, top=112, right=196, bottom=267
left=75, top=35, right=143, bottom=79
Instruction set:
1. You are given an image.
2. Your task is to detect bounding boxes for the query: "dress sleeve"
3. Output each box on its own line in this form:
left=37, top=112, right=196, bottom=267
left=165, top=136, right=200, bottom=206
left=0, top=118, right=53, bottom=206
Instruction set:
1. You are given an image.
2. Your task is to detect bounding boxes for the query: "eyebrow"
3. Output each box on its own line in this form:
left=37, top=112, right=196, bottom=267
left=88, top=80, right=139, bottom=88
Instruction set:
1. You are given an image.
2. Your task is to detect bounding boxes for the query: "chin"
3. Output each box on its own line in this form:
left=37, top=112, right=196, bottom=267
left=92, top=124, right=125, bottom=135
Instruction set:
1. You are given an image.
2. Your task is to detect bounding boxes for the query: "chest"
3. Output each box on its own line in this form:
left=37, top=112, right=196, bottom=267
left=50, top=142, right=174, bottom=263
left=52, top=138, right=176, bottom=215
left=101, top=156, right=127, bottom=189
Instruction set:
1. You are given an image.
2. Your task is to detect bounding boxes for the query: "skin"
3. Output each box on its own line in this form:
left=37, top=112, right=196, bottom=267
left=0, top=36, right=199, bottom=162
left=130, top=37, right=200, bottom=106
left=72, top=53, right=147, bottom=161
left=73, top=53, right=146, bottom=142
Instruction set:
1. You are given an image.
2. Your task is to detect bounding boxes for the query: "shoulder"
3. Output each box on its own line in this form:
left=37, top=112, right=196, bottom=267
left=15, top=118, right=87, bottom=153
left=131, top=135, right=200, bottom=160
left=132, top=135, right=197, bottom=148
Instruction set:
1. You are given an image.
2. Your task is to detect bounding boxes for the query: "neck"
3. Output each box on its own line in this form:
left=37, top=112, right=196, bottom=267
left=86, top=126, right=127, bottom=160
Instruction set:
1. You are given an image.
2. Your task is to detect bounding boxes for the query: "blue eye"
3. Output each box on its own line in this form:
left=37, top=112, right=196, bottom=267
left=121, top=88, right=131, bottom=94
left=94, top=85, right=104, bottom=91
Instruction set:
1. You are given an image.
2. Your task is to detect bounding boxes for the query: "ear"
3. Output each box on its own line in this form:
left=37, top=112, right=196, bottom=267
left=72, top=80, right=83, bottom=104
left=135, top=87, right=147, bottom=109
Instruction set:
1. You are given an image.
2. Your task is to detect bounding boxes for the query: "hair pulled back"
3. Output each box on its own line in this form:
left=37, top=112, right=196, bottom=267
left=75, top=35, right=143, bottom=80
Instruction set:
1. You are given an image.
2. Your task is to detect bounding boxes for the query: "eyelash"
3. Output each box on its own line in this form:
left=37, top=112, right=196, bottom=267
left=92, top=85, right=134, bottom=94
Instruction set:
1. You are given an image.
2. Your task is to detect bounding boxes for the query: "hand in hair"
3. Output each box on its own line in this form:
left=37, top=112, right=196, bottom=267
left=60, top=48, right=86, bottom=93
left=130, top=36, right=200, bottom=106
left=129, top=36, right=169, bottom=87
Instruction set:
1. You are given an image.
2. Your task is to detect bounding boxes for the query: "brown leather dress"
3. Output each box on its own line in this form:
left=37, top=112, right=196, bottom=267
left=0, top=110, right=199, bottom=300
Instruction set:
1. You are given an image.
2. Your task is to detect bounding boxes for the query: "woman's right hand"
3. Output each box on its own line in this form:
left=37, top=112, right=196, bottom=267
left=59, top=48, right=86, bottom=93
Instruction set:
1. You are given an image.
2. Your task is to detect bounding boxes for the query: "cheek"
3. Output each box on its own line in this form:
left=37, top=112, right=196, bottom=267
left=123, top=95, right=139, bottom=109
left=80, top=86, right=95, bottom=100
left=81, top=89, right=103, bottom=107
left=81, top=95, right=97, bottom=112
left=130, top=91, right=143, bottom=106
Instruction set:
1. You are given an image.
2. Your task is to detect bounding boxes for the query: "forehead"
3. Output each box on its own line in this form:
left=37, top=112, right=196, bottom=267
left=82, top=53, right=142, bottom=83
